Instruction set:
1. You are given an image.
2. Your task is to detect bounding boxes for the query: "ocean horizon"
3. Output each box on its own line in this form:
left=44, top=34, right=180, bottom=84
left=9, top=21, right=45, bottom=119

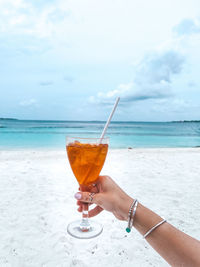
left=0, top=119, right=200, bottom=149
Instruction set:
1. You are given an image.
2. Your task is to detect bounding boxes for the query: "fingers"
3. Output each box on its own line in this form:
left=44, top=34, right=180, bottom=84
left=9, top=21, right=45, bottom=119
left=75, top=193, right=104, bottom=217
left=77, top=204, right=103, bottom=217
left=90, top=186, right=98, bottom=193
left=76, top=200, right=92, bottom=212
left=77, top=200, right=92, bottom=206
left=74, top=192, right=97, bottom=204
left=88, top=206, right=103, bottom=217
left=79, top=184, right=99, bottom=193
left=77, top=205, right=82, bottom=212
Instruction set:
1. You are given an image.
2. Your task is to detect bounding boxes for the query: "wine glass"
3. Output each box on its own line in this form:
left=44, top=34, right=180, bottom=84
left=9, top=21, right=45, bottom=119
left=66, top=136, right=109, bottom=239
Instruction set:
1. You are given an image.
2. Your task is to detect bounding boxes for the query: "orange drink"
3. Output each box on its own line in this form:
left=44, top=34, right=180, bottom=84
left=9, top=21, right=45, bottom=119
left=66, top=137, right=109, bottom=239
left=66, top=98, right=118, bottom=238
left=67, top=141, right=108, bottom=186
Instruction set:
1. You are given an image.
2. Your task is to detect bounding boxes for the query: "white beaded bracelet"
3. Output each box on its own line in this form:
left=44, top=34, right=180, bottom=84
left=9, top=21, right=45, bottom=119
left=143, top=219, right=167, bottom=238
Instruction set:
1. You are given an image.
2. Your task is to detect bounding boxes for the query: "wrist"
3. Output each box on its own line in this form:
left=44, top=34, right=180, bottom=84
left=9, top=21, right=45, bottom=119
left=133, top=203, right=163, bottom=235
left=120, top=195, right=134, bottom=221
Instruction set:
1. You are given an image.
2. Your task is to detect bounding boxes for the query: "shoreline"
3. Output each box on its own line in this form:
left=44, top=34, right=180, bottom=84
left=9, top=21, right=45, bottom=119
left=1, top=146, right=200, bottom=151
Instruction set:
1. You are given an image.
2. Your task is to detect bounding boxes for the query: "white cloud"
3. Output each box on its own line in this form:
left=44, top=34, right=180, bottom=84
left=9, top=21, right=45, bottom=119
left=0, top=0, right=179, bottom=63
left=135, top=51, right=184, bottom=84
left=89, top=14, right=200, bottom=114
left=1, top=1, right=200, bottom=120
left=19, top=98, right=37, bottom=107
left=173, top=18, right=200, bottom=36
left=89, top=50, right=185, bottom=105
left=0, top=0, right=199, bottom=64
left=0, top=0, right=71, bottom=60
left=63, top=75, right=74, bottom=83
left=39, top=81, right=54, bottom=86
left=0, top=0, right=69, bottom=37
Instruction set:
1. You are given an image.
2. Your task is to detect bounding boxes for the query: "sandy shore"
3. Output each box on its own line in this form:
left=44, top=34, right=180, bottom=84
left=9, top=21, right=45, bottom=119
left=0, top=148, right=200, bottom=267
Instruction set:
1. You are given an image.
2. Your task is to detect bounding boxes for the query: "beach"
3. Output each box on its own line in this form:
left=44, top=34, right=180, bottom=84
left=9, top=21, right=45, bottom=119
left=1, top=0, right=200, bottom=264
left=0, top=148, right=200, bottom=267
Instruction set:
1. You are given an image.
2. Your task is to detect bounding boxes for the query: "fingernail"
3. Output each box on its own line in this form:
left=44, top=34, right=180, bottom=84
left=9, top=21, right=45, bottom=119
left=74, top=192, right=82, bottom=200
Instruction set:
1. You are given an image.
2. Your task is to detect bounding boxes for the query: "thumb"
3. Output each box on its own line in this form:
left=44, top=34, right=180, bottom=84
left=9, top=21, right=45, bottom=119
left=74, top=192, right=99, bottom=204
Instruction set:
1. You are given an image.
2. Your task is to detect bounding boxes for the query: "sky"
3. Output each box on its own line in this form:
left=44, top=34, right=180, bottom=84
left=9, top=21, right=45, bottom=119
left=0, top=0, right=200, bottom=121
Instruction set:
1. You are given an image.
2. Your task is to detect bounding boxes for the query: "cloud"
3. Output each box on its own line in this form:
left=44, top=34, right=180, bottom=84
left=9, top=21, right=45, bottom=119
left=188, top=81, right=196, bottom=87
left=135, top=50, right=184, bottom=84
left=39, top=81, right=54, bottom=86
left=90, top=50, right=185, bottom=105
left=0, top=0, right=70, bottom=38
left=173, top=18, right=200, bottom=36
left=19, top=98, right=37, bottom=107
left=63, top=75, right=74, bottom=83
left=0, top=35, right=51, bottom=61
left=0, top=0, right=67, bottom=59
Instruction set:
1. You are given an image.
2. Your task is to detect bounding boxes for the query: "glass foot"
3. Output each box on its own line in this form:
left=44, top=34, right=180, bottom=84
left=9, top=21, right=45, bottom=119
left=67, top=220, right=103, bottom=239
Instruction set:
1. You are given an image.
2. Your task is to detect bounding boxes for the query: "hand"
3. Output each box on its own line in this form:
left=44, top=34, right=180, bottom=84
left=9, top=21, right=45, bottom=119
left=74, top=175, right=133, bottom=221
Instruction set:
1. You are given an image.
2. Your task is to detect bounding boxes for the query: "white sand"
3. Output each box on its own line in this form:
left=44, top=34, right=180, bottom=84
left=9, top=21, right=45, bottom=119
left=0, top=148, right=200, bottom=267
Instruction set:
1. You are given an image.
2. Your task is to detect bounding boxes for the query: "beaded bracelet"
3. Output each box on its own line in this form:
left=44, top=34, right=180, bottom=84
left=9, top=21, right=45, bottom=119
left=130, top=199, right=138, bottom=229
left=126, top=199, right=138, bottom=233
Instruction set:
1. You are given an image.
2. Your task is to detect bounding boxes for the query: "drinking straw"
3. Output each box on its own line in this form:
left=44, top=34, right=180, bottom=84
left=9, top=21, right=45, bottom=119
left=82, top=97, right=120, bottom=185
left=100, top=97, right=120, bottom=142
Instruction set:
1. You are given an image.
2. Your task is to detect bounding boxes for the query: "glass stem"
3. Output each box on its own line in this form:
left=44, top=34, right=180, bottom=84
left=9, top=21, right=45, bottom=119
left=80, top=203, right=90, bottom=232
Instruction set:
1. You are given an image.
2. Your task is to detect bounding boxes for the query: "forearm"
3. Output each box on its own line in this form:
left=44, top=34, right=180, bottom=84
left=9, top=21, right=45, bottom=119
left=133, top=203, right=200, bottom=267
left=76, top=176, right=200, bottom=266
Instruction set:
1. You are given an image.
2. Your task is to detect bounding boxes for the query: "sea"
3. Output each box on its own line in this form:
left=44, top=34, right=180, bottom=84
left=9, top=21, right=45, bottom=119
left=0, top=119, right=200, bottom=149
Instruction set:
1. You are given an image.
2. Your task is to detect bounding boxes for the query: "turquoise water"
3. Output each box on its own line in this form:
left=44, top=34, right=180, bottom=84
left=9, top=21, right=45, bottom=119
left=0, top=119, right=200, bottom=148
